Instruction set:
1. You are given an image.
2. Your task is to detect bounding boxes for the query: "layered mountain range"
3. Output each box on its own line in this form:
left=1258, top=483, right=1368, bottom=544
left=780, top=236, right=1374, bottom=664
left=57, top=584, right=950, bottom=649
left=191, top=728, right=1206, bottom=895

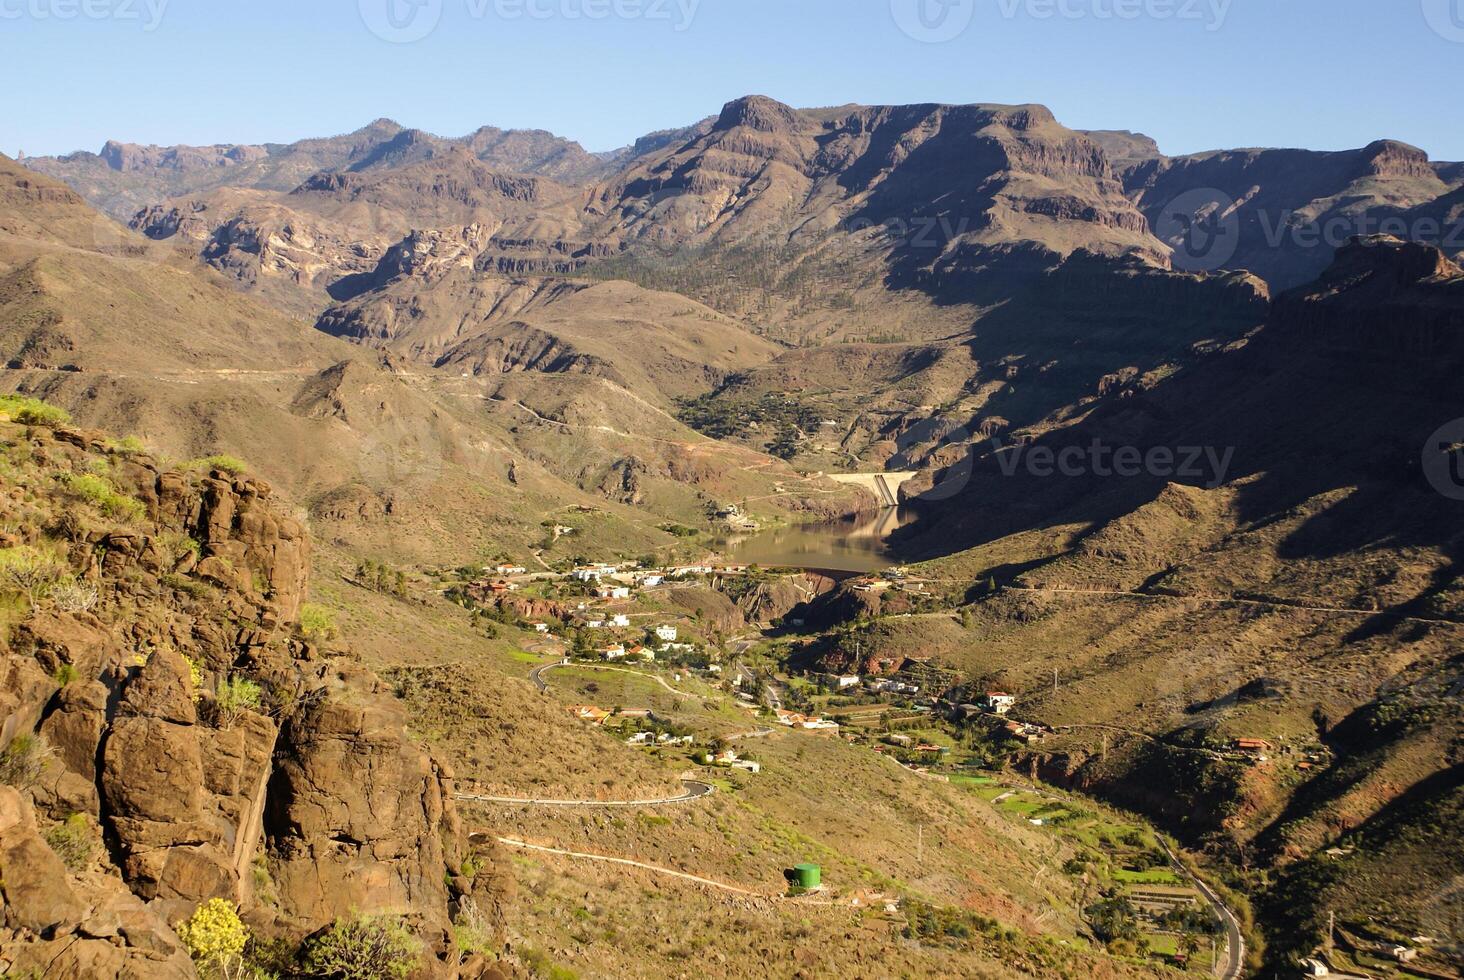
left=8, top=95, right=1464, bottom=976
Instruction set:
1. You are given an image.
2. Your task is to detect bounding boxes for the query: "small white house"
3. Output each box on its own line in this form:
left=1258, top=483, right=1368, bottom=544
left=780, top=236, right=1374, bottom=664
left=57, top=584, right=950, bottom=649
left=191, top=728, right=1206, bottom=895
left=530, top=622, right=550, bottom=634
left=495, top=565, right=527, bottom=575
left=835, top=675, right=861, bottom=689
left=610, top=613, right=631, bottom=628
left=654, top=625, right=679, bottom=642
left=598, top=586, right=632, bottom=600
left=731, top=759, right=762, bottom=774
left=640, top=574, right=665, bottom=587
left=983, top=692, right=1017, bottom=715
left=601, top=645, right=627, bottom=661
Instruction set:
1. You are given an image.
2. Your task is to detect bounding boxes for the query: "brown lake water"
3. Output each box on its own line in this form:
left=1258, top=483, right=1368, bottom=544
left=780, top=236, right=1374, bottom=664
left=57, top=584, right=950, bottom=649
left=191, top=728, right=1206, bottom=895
left=719, top=508, right=916, bottom=574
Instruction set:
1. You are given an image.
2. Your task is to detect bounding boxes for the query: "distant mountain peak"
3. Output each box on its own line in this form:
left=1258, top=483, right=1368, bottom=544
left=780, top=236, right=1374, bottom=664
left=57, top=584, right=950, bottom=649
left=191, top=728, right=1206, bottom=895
left=715, top=95, right=800, bottom=133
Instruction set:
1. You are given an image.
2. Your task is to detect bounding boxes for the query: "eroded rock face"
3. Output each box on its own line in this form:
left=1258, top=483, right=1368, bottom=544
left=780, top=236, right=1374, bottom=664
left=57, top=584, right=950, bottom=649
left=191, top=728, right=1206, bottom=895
left=0, top=786, right=197, bottom=979
left=266, top=662, right=457, bottom=937
left=0, top=424, right=477, bottom=976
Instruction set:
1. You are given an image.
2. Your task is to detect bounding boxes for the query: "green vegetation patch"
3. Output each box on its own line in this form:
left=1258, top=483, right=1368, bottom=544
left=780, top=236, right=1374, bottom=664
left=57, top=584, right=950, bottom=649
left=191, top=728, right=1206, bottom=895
left=0, top=394, right=71, bottom=428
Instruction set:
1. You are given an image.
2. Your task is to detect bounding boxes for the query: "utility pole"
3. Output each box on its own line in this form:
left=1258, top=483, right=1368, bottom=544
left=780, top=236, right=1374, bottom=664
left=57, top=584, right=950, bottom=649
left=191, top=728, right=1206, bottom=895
left=1052, top=668, right=1059, bottom=699
left=917, top=823, right=923, bottom=865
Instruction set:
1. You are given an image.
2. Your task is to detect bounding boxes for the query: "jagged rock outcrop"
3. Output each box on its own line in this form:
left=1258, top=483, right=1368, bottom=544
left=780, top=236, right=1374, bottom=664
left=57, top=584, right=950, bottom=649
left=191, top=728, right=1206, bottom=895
left=728, top=573, right=835, bottom=624
left=266, top=662, right=460, bottom=941
left=0, top=421, right=485, bottom=977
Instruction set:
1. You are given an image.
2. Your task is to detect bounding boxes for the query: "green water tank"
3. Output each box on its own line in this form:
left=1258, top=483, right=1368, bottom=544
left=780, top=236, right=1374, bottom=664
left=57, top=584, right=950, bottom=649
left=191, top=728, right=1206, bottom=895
left=794, top=863, right=822, bottom=889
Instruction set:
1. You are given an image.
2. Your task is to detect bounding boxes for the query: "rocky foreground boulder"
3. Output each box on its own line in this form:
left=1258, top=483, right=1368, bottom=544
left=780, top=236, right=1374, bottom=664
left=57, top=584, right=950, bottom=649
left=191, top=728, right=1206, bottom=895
left=0, top=419, right=499, bottom=977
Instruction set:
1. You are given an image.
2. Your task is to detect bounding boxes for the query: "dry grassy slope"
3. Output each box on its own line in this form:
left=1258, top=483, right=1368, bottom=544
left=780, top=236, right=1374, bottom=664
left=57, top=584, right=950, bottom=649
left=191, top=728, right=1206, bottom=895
left=502, top=856, right=1168, bottom=980
left=308, top=546, right=1175, bottom=978
left=308, top=545, right=679, bottom=801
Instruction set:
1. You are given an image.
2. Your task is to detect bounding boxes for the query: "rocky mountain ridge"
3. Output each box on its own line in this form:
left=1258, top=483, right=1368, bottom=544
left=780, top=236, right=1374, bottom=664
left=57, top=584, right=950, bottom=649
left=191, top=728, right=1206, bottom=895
left=24, top=117, right=629, bottom=220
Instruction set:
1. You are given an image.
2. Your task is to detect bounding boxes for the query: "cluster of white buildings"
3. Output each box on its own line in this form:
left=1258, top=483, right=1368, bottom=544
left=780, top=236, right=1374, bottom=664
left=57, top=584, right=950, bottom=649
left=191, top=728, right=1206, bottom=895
left=775, top=710, right=840, bottom=731
left=867, top=678, right=921, bottom=696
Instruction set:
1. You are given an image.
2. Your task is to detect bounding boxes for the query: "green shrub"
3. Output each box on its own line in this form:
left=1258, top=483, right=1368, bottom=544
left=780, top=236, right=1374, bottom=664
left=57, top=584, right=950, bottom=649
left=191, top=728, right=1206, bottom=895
left=112, top=435, right=147, bottom=455
left=43, top=813, right=97, bottom=872
left=53, top=663, right=79, bottom=687
left=452, top=897, right=494, bottom=960
left=177, top=898, right=250, bottom=976
left=299, top=604, right=339, bottom=642
left=0, top=733, right=51, bottom=788
left=62, top=473, right=144, bottom=521
left=189, top=454, right=248, bottom=476
left=0, top=394, right=71, bottom=428
left=162, top=573, right=214, bottom=601
left=213, top=677, right=263, bottom=729
left=301, top=913, right=421, bottom=980
left=0, top=546, right=67, bottom=604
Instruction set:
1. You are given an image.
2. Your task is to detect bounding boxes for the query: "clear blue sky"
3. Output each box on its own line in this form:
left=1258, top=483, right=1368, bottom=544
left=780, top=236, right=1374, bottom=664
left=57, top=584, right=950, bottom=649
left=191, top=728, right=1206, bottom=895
left=3, top=0, right=1462, bottom=161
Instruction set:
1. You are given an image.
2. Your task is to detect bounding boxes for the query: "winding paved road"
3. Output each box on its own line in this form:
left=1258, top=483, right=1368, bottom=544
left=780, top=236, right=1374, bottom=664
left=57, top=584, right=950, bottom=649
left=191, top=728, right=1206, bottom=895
left=1157, top=839, right=1245, bottom=980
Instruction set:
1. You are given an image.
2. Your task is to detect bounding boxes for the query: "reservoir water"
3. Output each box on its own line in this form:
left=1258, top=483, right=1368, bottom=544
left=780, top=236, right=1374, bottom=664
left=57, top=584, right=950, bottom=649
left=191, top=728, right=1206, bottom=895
left=718, top=507, right=916, bottom=574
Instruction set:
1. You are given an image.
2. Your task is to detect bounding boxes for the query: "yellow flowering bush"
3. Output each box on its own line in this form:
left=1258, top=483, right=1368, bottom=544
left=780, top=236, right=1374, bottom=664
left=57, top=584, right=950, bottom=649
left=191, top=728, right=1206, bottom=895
left=177, top=898, right=249, bottom=971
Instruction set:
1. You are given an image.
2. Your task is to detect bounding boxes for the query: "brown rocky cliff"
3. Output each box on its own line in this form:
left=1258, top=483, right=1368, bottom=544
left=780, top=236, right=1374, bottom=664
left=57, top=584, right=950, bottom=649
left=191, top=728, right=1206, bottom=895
left=0, top=422, right=484, bottom=977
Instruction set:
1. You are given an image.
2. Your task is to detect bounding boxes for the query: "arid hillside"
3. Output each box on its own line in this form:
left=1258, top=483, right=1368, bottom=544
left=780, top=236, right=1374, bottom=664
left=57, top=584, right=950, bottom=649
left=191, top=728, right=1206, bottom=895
left=0, top=154, right=862, bottom=568
left=866, top=236, right=1464, bottom=970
